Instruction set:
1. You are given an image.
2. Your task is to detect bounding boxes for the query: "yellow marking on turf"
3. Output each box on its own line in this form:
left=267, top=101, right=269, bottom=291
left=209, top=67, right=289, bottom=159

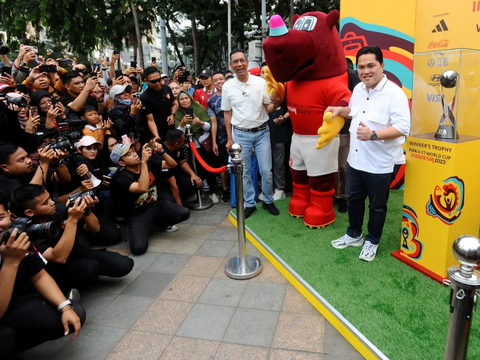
left=229, top=213, right=380, bottom=360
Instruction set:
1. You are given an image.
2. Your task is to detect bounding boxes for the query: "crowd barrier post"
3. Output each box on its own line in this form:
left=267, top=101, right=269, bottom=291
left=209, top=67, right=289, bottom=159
left=185, top=124, right=213, bottom=210
left=444, top=235, right=480, bottom=360
left=225, top=143, right=262, bottom=279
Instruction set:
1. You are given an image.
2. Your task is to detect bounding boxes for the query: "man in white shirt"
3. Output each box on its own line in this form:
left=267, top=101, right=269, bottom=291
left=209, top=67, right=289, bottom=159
left=221, top=50, right=279, bottom=218
left=326, top=45, right=410, bottom=261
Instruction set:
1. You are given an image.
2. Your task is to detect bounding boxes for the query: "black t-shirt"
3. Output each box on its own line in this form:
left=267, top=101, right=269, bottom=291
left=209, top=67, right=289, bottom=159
left=0, top=165, right=56, bottom=196
left=163, top=144, right=186, bottom=178
left=110, top=166, right=158, bottom=217
left=140, top=86, right=175, bottom=141
left=60, top=93, right=98, bottom=120
left=109, top=107, right=137, bottom=137
left=268, top=107, right=289, bottom=144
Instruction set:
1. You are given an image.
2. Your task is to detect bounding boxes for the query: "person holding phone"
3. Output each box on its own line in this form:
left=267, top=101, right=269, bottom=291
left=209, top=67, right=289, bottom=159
left=175, top=90, right=219, bottom=202
left=30, top=90, right=66, bottom=131
left=108, top=84, right=141, bottom=138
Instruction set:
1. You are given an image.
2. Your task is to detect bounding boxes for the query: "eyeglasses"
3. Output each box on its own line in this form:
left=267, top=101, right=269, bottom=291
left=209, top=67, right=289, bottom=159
left=231, top=59, right=247, bottom=65
left=148, top=78, right=162, bottom=84
left=39, top=100, right=52, bottom=107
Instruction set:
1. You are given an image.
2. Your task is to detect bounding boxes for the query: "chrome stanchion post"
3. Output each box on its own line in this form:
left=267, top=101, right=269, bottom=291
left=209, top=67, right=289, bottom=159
left=185, top=124, right=213, bottom=211
left=444, top=235, right=480, bottom=360
left=225, top=143, right=262, bottom=279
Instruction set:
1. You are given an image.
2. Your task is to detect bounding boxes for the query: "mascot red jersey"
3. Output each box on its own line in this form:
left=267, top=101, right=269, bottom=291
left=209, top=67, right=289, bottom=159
left=263, top=11, right=351, bottom=228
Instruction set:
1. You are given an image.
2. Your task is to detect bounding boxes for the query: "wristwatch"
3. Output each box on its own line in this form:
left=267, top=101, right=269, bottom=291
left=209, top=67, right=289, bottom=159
left=370, top=130, right=377, bottom=141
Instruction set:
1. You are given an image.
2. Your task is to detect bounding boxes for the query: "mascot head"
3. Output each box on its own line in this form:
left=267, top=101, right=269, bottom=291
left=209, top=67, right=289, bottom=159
left=263, top=11, right=347, bottom=82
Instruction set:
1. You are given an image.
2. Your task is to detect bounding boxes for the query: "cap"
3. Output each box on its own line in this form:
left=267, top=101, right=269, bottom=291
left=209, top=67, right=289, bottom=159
left=161, top=73, right=168, bottom=78
left=199, top=69, right=213, bottom=78
left=75, top=136, right=102, bottom=149
left=109, top=84, right=133, bottom=99
left=33, top=130, right=58, bottom=146
left=0, top=84, right=15, bottom=92
left=248, top=67, right=261, bottom=76
left=110, top=143, right=131, bottom=165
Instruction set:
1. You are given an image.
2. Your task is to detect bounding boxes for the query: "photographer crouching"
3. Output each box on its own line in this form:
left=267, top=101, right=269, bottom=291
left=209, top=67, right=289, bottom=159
left=9, top=184, right=134, bottom=290
left=0, top=190, right=85, bottom=359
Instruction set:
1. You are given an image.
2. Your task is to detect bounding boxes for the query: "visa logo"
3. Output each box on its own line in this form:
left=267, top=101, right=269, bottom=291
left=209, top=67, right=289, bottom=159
left=427, top=94, right=441, bottom=102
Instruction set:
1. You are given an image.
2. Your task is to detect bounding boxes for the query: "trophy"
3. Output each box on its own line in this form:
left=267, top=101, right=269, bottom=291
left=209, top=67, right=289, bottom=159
left=435, top=70, right=460, bottom=139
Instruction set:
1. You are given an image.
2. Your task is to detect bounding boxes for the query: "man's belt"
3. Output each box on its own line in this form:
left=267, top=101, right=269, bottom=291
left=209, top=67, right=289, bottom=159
left=233, top=122, right=268, bottom=133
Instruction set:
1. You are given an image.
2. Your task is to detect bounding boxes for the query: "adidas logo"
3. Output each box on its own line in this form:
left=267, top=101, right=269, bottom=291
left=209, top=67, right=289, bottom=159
left=432, top=19, right=449, bottom=33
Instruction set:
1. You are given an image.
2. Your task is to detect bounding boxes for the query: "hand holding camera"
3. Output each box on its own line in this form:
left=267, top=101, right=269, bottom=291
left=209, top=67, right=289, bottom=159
left=39, top=145, right=56, bottom=166
left=67, top=196, right=87, bottom=221
left=76, top=164, right=91, bottom=179
left=130, top=99, right=142, bottom=115
left=79, top=179, right=95, bottom=193
left=142, top=143, right=153, bottom=163
left=25, top=112, right=40, bottom=134
left=0, top=229, right=30, bottom=266
left=85, top=76, right=97, bottom=92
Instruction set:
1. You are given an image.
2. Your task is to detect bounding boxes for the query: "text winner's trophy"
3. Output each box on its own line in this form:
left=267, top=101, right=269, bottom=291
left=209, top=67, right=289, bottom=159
left=435, top=70, right=460, bottom=140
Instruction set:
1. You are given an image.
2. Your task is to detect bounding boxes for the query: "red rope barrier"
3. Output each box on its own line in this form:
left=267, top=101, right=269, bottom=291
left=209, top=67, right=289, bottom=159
left=189, top=141, right=228, bottom=173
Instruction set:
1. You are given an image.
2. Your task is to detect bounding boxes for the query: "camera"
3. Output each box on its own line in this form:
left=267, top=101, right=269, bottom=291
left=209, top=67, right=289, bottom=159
left=43, top=120, right=86, bottom=152
left=0, top=40, right=11, bottom=55
left=1, top=217, right=61, bottom=245
left=5, top=93, right=28, bottom=107
left=68, top=190, right=96, bottom=208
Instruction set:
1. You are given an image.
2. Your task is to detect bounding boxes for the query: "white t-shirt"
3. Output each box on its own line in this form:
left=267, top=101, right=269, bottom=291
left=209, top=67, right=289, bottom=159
left=221, top=74, right=271, bottom=129
left=347, top=75, right=411, bottom=174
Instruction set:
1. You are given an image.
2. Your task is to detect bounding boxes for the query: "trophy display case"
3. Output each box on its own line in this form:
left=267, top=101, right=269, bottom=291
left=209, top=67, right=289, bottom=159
left=411, top=49, right=480, bottom=141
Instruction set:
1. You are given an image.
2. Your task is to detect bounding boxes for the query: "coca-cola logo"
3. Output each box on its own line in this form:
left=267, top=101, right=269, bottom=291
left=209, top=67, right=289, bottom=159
left=428, top=39, right=449, bottom=49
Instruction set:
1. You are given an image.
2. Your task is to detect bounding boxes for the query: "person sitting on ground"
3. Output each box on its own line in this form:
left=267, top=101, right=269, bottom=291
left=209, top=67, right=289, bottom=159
left=109, top=142, right=190, bottom=255
left=81, top=105, right=113, bottom=146
left=9, top=184, right=134, bottom=290
left=0, top=190, right=85, bottom=360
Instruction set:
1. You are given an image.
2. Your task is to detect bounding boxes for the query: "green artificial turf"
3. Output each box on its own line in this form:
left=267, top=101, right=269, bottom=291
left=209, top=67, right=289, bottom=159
left=237, top=190, right=480, bottom=360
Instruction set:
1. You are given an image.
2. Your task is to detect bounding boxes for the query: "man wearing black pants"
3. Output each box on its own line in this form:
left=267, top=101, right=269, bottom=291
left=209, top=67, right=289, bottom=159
left=110, top=142, right=190, bottom=255
left=9, top=185, right=134, bottom=290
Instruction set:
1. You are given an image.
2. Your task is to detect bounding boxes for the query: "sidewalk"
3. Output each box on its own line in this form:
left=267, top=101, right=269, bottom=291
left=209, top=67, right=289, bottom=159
left=19, top=201, right=364, bottom=360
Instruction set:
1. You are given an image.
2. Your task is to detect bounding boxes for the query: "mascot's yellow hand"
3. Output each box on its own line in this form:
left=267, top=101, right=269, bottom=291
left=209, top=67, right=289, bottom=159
left=316, top=112, right=345, bottom=150
left=264, top=67, right=285, bottom=103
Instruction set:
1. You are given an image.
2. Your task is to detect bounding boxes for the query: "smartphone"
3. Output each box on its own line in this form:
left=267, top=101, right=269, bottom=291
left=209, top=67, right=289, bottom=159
left=132, top=92, right=139, bottom=102
left=30, top=106, right=39, bottom=117
left=51, top=97, right=59, bottom=107
left=1, top=66, right=11, bottom=77
left=15, top=84, right=27, bottom=94
left=40, top=65, right=57, bottom=73
left=151, top=57, right=156, bottom=62
left=186, top=107, right=194, bottom=118
left=102, top=175, right=112, bottom=181
left=130, top=61, right=137, bottom=68
left=90, top=72, right=97, bottom=78
left=106, top=57, right=110, bottom=62
left=115, top=70, right=123, bottom=78
left=147, top=141, right=156, bottom=151
left=58, top=59, right=72, bottom=68
left=113, top=49, right=119, bottom=55
left=31, top=46, right=38, bottom=54
left=93, top=63, right=100, bottom=70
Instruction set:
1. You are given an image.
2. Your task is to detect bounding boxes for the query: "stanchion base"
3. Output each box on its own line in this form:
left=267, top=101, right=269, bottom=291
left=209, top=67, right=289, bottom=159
left=188, top=194, right=214, bottom=211
left=225, top=255, right=263, bottom=280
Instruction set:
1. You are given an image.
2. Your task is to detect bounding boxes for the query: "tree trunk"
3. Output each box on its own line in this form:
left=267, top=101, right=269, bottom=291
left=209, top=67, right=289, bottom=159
left=164, top=20, right=185, bottom=66
left=130, top=34, right=138, bottom=62
left=191, top=14, right=199, bottom=75
left=130, top=2, right=144, bottom=69
left=290, top=0, right=294, bottom=26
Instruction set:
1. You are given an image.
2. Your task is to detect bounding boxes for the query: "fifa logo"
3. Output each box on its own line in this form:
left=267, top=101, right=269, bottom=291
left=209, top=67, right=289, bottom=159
left=426, top=176, right=465, bottom=225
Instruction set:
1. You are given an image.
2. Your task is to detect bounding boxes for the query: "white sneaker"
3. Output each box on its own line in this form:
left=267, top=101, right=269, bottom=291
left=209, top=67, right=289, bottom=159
left=331, top=234, right=364, bottom=249
left=162, top=225, right=178, bottom=233
left=209, top=193, right=220, bottom=203
left=273, top=189, right=286, bottom=201
left=359, top=241, right=379, bottom=262
left=258, top=192, right=264, bottom=201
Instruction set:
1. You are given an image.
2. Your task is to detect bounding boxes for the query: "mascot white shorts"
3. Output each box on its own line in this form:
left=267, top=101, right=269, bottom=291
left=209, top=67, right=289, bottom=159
left=289, top=134, right=339, bottom=177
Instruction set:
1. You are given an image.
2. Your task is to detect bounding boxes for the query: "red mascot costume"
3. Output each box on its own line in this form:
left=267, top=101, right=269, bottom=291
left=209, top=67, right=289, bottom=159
left=263, top=11, right=351, bottom=228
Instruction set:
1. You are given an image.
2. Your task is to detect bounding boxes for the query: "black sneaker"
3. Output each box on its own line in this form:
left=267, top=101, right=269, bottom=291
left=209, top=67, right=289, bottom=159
left=338, top=199, right=348, bottom=213
left=221, top=189, right=230, bottom=203
left=262, top=202, right=280, bottom=216
left=244, top=206, right=257, bottom=219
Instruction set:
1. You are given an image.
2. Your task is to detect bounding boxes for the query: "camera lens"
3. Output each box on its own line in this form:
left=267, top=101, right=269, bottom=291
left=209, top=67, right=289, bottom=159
left=68, top=131, right=83, bottom=141
left=27, top=221, right=61, bottom=240
left=0, top=44, right=10, bottom=56
left=6, top=95, right=28, bottom=107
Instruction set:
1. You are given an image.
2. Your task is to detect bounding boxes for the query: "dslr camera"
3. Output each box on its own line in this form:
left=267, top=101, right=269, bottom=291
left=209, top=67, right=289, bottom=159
left=1, top=217, right=61, bottom=244
left=68, top=190, right=96, bottom=208
left=5, top=93, right=28, bottom=108
left=42, top=119, right=87, bottom=152
left=0, top=40, right=10, bottom=55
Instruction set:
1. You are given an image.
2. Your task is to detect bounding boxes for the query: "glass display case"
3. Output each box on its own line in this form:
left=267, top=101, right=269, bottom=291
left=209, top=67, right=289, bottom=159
left=411, top=49, right=480, bottom=142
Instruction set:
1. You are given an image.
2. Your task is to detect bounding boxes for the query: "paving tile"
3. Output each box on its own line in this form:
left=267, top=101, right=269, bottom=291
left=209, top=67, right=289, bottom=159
left=159, top=275, right=210, bottom=303
left=249, top=261, right=288, bottom=284
left=197, top=278, right=248, bottom=307
left=107, top=330, right=172, bottom=360
left=78, top=290, right=118, bottom=323
left=133, top=299, right=194, bottom=335
left=220, top=217, right=235, bottom=227
left=272, top=313, right=325, bottom=353
left=196, top=239, right=235, bottom=257
left=212, top=258, right=231, bottom=280
left=165, top=238, right=207, bottom=255
left=57, top=324, right=127, bottom=360
left=144, top=253, right=191, bottom=274
left=269, top=349, right=324, bottom=360
left=90, top=270, right=141, bottom=295
left=130, top=252, right=161, bottom=271
left=160, top=337, right=220, bottom=360
left=150, top=223, right=191, bottom=239
left=147, top=238, right=175, bottom=253
left=238, top=282, right=286, bottom=311
left=182, top=224, right=218, bottom=240
left=194, top=214, right=229, bottom=226
left=121, top=271, right=176, bottom=299
left=208, top=226, right=238, bottom=241
left=90, top=295, right=154, bottom=329
left=323, top=321, right=362, bottom=357
left=176, top=303, right=235, bottom=341
left=17, top=335, right=71, bottom=360
left=281, top=284, right=319, bottom=315
left=179, top=255, right=224, bottom=278
left=223, top=308, right=280, bottom=347
left=182, top=211, right=206, bottom=224
left=227, top=240, right=263, bottom=259
left=214, top=343, right=270, bottom=360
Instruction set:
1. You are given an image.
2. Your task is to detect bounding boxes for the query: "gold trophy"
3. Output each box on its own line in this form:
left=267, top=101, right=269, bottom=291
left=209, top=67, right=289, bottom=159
left=435, top=70, right=460, bottom=139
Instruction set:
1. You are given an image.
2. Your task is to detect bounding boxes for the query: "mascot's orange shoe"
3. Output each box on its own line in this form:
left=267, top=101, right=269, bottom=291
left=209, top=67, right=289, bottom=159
left=289, top=182, right=311, bottom=218
left=304, top=188, right=335, bottom=228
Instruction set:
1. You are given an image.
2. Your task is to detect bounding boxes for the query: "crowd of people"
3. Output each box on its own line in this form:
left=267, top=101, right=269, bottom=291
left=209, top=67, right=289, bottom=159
left=0, top=42, right=409, bottom=357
